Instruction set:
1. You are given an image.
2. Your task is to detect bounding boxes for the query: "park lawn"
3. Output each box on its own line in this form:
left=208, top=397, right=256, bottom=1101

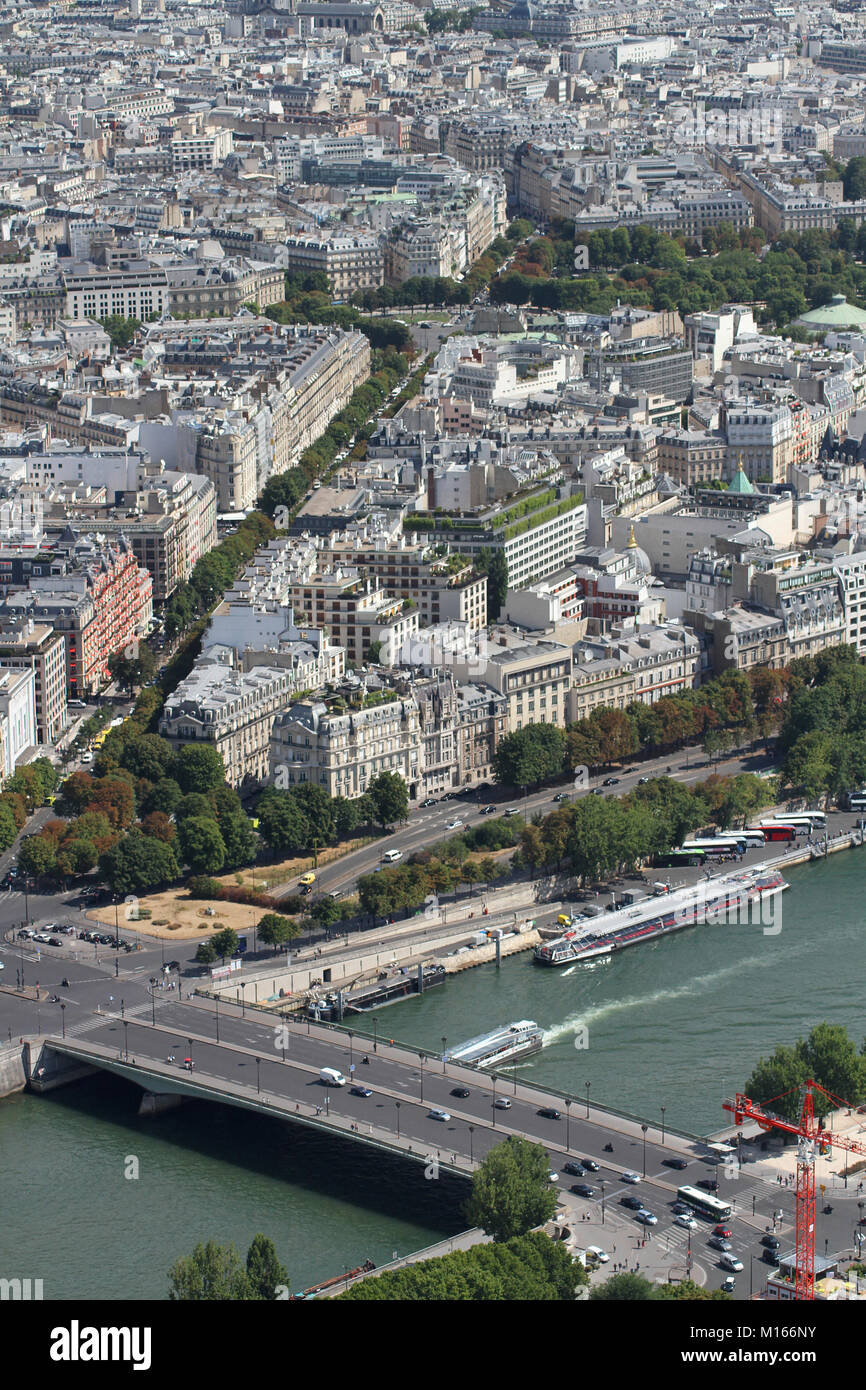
left=89, top=892, right=260, bottom=940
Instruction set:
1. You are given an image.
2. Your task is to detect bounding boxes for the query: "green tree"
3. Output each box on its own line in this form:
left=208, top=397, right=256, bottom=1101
left=177, top=816, right=226, bottom=876
left=195, top=939, right=218, bottom=965
left=175, top=744, right=226, bottom=794
left=487, top=549, right=509, bottom=620
left=256, top=790, right=311, bottom=856
left=590, top=1272, right=656, bottom=1300
left=289, top=783, right=336, bottom=845
left=100, top=830, right=178, bottom=895
left=493, top=724, right=565, bottom=791
left=257, top=912, right=300, bottom=953
left=464, top=1137, right=558, bottom=1242
left=338, top=1231, right=583, bottom=1300
left=18, top=832, right=57, bottom=878
left=218, top=811, right=257, bottom=870
left=168, top=1240, right=253, bottom=1300
left=211, top=926, right=239, bottom=961
left=245, top=1234, right=289, bottom=1300
left=367, top=771, right=409, bottom=829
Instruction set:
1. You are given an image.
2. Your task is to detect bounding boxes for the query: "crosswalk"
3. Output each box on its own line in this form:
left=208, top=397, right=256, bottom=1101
left=63, top=997, right=174, bottom=1040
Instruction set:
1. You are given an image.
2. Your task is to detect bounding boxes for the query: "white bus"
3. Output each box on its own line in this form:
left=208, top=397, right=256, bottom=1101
left=767, top=813, right=825, bottom=830
left=847, top=792, right=866, bottom=812
left=677, top=1185, right=732, bottom=1220
left=680, top=836, right=746, bottom=857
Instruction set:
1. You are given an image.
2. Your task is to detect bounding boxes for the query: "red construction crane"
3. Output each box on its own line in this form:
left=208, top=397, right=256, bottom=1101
left=724, top=1080, right=866, bottom=1300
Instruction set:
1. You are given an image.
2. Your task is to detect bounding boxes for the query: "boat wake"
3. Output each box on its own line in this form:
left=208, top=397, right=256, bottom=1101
left=541, top=951, right=773, bottom=1046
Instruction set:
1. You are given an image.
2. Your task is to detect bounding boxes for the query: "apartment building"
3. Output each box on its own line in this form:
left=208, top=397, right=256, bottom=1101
left=63, top=263, right=170, bottom=322
left=658, top=429, right=729, bottom=488
left=0, top=536, right=152, bottom=697
left=288, top=570, right=420, bottom=666
left=455, top=681, right=508, bottom=788
left=833, top=552, right=866, bottom=656
left=0, top=665, right=36, bottom=779
left=270, top=696, right=422, bottom=800
left=160, top=651, right=300, bottom=789
left=0, top=617, right=66, bottom=746
left=284, top=233, right=384, bottom=299
left=724, top=400, right=795, bottom=485
left=567, top=624, right=700, bottom=721
left=319, top=537, right=488, bottom=631
left=455, top=635, right=573, bottom=732
left=170, top=127, right=233, bottom=171
left=409, top=491, right=588, bottom=589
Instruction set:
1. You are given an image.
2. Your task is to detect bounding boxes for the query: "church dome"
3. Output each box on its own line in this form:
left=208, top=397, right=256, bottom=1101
left=626, top=522, right=652, bottom=576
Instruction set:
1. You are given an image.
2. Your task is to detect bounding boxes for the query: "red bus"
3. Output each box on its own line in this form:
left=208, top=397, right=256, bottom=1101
left=757, top=824, right=796, bottom=842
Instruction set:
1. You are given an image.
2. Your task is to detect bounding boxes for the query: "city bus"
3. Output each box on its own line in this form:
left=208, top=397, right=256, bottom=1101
left=677, top=1185, right=733, bottom=1221
left=654, top=849, right=707, bottom=868
left=847, top=792, right=866, bottom=812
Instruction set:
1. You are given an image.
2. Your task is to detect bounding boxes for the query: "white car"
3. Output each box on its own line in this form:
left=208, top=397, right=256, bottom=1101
left=446, top=819, right=464, bottom=831
left=493, top=1097, right=512, bottom=1110
left=504, top=807, right=521, bottom=817
left=80, top=751, right=94, bottom=763
left=720, top=1254, right=744, bottom=1272
left=673, top=1213, right=698, bottom=1230
left=586, top=1246, right=610, bottom=1264
left=428, top=1109, right=451, bottom=1122
left=621, top=1171, right=640, bottom=1184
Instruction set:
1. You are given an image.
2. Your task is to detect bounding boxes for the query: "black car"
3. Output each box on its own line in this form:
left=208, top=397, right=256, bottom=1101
left=563, top=1161, right=586, bottom=1177
left=760, top=1235, right=780, bottom=1249
left=662, top=1157, right=689, bottom=1170
left=571, top=1183, right=596, bottom=1198
left=450, top=1087, right=471, bottom=1098
left=349, top=1085, right=372, bottom=1098
left=761, top=1247, right=781, bottom=1265
left=164, top=960, right=181, bottom=973
left=582, top=1158, right=600, bottom=1172
left=479, top=805, right=496, bottom=815
left=620, top=1195, right=644, bottom=1210
left=602, top=777, right=620, bottom=787
left=698, top=1178, right=720, bottom=1192
left=422, top=798, right=436, bottom=807
left=537, top=1107, right=561, bottom=1120
left=671, top=1202, right=691, bottom=1216
left=47, top=937, right=64, bottom=947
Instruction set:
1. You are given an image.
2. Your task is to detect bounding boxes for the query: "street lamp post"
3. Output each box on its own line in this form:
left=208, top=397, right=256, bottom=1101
left=441, top=1036, right=447, bottom=1073
left=60, top=1002, right=66, bottom=1039
left=585, top=1080, right=590, bottom=1118
left=215, top=995, right=220, bottom=1044
left=600, top=1180, right=605, bottom=1226
left=419, top=1054, right=425, bottom=1104
left=469, top=1125, right=475, bottom=1163
left=256, top=1057, right=261, bottom=1094
left=492, top=1075, right=497, bottom=1124
left=565, top=1098, right=571, bottom=1153
left=373, top=1018, right=378, bottom=1053
left=641, top=1123, right=648, bottom=1178
left=122, top=1019, right=129, bottom=1061
left=240, top=982, right=246, bottom=1017
left=395, top=1101, right=401, bottom=1139
left=660, top=1106, right=666, bottom=1143
left=348, top=1031, right=353, bottom=1070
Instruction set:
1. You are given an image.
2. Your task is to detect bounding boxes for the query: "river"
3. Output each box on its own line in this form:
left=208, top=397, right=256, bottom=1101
left=2, top=848, right=864, bottom=1298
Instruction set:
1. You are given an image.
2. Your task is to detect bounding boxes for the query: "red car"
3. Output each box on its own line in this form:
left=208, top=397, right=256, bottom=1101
left=713, top=1224, right=733, bottom=1238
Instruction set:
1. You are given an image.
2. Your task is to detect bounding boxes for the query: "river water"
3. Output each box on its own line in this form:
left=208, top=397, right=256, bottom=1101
left=2, top=849, right=864, bottom=1299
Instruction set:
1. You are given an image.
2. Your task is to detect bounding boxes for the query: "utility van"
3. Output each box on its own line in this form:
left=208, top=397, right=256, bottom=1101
left=382, top=849, right=403, bottom=863
left=320, top=1067, right=346, bottom=1087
